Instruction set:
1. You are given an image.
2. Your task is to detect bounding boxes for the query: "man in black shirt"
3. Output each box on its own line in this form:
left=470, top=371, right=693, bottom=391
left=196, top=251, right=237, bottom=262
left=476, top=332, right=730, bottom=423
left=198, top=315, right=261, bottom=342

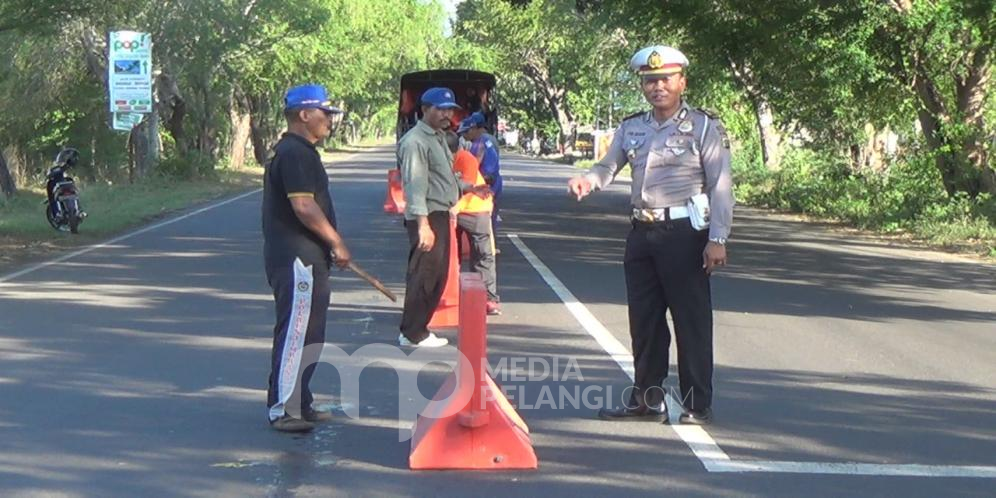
left=262, top=84, right=351, bottom=433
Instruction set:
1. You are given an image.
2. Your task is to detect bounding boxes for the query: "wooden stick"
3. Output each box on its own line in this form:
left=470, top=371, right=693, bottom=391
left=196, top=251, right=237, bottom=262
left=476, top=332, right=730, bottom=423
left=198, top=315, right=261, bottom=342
left=346, top=261, right=397, bottom=302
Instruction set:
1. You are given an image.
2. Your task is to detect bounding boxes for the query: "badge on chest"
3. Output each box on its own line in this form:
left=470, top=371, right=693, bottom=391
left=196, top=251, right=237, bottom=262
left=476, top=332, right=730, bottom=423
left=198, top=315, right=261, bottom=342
left=626, top=136, right=646, bottom=160
left=664, top=135, right=696, bottom=156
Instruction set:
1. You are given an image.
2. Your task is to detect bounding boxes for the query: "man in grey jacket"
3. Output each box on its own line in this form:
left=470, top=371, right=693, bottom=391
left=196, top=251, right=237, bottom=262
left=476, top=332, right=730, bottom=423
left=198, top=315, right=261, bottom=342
left=397, top=87, right=489, bottom=348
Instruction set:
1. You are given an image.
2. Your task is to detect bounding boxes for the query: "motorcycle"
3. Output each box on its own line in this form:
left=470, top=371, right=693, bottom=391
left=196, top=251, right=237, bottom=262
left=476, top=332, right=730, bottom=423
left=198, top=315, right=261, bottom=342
left=44, top=148, right=87, bottom=234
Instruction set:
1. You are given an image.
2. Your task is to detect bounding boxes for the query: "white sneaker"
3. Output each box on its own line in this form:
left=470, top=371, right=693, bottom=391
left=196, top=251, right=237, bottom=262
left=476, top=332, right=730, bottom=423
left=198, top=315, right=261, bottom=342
left=398, top=332, right=449, bottom=348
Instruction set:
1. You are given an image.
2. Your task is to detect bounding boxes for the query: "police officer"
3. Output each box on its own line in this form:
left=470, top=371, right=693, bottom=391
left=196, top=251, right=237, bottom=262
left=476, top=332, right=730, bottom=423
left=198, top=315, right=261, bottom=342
left=262, top=84, right=351, bottom=433
left=568, top=46, right=734, bottom=424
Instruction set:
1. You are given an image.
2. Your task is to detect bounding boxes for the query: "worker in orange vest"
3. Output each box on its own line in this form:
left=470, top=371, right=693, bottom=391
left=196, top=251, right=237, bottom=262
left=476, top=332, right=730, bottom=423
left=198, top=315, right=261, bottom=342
left=445, top=130, right=501, bottom=315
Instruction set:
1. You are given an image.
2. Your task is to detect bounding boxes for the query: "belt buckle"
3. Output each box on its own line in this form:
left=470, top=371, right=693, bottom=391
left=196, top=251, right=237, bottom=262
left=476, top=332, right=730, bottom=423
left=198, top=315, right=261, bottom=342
left=633, top=208, right=669, bottom=223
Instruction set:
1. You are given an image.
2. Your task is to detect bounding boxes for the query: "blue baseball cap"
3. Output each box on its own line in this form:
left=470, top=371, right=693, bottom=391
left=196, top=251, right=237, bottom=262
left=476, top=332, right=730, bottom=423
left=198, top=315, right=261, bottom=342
left=456, top=112, right=486, bottom=134
left=420, top=87, right=461, bottom=109
left=284, top=84, right=342, bottom=113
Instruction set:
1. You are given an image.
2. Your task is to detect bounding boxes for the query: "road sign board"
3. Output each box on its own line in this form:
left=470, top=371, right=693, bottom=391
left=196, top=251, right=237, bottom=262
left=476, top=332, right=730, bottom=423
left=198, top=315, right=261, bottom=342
left=108, top=31, right=152, bottom=114
left=112, top=112, right=145, bottom=132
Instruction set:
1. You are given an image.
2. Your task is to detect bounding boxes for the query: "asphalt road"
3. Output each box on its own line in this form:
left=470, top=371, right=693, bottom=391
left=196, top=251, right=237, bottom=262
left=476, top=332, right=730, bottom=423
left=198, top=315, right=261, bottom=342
left=1, top=145, right=994, bottom=497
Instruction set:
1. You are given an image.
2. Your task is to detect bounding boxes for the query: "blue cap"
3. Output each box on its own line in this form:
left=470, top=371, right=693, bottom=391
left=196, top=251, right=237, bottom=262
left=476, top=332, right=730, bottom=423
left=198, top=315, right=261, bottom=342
left=284, top=84, right=342, bottom=113
left=420, top=87, right=461, bottom=109
left=456, top=112, right=486, bottom=134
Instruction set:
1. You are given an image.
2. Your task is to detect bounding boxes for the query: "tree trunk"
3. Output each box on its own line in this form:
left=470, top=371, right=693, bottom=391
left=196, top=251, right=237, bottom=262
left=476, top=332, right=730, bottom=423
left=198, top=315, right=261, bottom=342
left=0, top=148, right=16, bottom=198
left=248, top=93, right=281, bottom=165
left=753, top=97, right=782, bottom=170
left=729, top=58, right=782, bottom=170
left=80, top=25, right=107, bottom=88
left=228, top=92, right=251, bottom=169
left=848, top=123, right=892, bottom=172
left=195, top=82, right=218, bottom=158
left=156, top=72, right=186, bottom=154
left=848, top=144, right=862, bottom=171
left=888, top=3, right=995, bottom=197
left=128, top=110, right=161, bottom=182
left=522, top=59, right=576, bottom=154
left=912, top=62, right=977, bottom=197
left=955, top=48, right=993, bottom=196
left=914, top=106, right=960, bottom=197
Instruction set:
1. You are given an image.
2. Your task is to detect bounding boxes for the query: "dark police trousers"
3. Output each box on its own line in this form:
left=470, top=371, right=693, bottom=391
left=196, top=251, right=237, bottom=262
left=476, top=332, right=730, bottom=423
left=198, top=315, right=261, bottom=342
left=266, top=258, right=330, bottom=421
left=624, top=218, right=713, bottom=412
left=400, top=211, right=451, bottom=342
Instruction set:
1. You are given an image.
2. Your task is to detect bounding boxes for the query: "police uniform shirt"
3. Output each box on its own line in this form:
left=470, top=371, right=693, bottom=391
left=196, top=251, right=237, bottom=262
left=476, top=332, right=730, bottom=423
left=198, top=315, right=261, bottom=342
left=262, top=132, right=338, bottom=269
left=585, top=102, right=734, bottom=239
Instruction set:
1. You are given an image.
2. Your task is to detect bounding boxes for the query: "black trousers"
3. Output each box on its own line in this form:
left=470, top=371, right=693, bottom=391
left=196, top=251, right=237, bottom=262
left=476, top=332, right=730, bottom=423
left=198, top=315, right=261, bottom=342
left=456, top=212, right=498, bottom=302
left=265, top=258, right=330, bottom=421
left=400, top=211, right=451, bottom=342
left=624, top=218, right=713, bottom=411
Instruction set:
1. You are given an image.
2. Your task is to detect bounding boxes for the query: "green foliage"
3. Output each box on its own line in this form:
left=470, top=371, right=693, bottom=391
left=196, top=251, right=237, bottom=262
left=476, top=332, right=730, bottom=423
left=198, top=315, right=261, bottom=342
left=1, top=0, right=991, bottom=253
left=0, top=0, right=454, bottom=184
left=453, top=0, right=637, bottom=143
left=157, top=150, right=218, bottom=180
left=0, top=172, right=258, bottom=237
left=736, top=150, right=995, bottom=252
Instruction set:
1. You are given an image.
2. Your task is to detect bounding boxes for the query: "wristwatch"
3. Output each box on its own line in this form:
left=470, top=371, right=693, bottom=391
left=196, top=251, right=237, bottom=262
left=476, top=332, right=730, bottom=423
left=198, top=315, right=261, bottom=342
left=708, top=237, right=727, bottom=246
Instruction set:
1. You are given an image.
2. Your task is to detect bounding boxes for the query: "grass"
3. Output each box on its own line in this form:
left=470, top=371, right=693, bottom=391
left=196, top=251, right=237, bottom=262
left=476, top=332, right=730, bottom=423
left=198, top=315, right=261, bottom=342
left=910, top=216, right=996, bottom=258
left=572, top=153, right=993, bottom=260
left=0, top=168, right=261, bottom=237
left=0, top=166, right=262, bottom=270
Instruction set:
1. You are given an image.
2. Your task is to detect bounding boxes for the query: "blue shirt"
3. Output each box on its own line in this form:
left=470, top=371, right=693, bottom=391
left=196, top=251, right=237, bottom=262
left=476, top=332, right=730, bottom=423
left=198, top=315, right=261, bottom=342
left=471, top=134, right=502, bottom=195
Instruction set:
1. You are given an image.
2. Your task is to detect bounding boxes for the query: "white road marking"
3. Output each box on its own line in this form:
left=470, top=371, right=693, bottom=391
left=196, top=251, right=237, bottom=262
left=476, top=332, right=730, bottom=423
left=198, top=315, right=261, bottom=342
left=1, top=151, right=362, bottom=284
left=506, top=234, right=730, bottom=462
left=1, top=189, right=261, bottom=283
left=0, top=153, right=366, bottom=283
left=711, top=460, right=996, bottom=478
left=508, top=233, right=996, bottom=478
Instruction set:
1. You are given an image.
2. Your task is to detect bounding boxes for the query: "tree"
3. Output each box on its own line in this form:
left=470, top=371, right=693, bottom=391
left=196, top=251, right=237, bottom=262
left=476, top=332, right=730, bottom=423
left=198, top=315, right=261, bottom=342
left=455, top=0, right=626, bottom=152
left=0, top=0, right=102, bottom=34
left=876, top=0, right=995, bottom=196
left=602, top=0, right=994, bottom=197
left=0, top=150, right=15, bottom=198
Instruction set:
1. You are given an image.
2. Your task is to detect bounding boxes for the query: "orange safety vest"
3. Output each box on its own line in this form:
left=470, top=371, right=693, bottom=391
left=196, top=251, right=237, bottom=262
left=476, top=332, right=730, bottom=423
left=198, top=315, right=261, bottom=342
left=453, top=149, right=493, bottom=214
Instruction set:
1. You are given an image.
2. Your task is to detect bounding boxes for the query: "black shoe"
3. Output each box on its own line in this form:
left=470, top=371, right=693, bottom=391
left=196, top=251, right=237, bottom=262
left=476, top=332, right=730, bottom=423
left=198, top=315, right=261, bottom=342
left=270, top=414, right=314, bottom=433
left=679, top=408, right=713, bottom=425
left=302, top=406, right=333, bottom=423
left=598, top=404, right=668, bottom=423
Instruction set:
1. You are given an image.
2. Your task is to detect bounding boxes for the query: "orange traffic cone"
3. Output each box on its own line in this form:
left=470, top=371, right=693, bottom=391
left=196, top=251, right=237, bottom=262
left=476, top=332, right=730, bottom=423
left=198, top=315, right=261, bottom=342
left=383, top=169, right=406, bottom=214
left=409, top=273, right=537, bottom=470
left=428, top=218, right=459, bottom=328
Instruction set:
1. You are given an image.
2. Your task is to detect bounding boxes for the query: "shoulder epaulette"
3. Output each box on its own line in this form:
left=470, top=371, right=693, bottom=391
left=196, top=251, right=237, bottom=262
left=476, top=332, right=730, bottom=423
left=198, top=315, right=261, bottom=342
left=621, top=111, right=646, bottom=123
left=695, top=107, right=721, bottom=119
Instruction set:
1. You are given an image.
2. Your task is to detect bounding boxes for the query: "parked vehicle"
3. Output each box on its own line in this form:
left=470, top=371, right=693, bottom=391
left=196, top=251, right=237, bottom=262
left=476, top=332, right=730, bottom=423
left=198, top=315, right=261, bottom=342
left=45, top=148, right=87, bottom=234
left=396, top=69, right=498, bottom=141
